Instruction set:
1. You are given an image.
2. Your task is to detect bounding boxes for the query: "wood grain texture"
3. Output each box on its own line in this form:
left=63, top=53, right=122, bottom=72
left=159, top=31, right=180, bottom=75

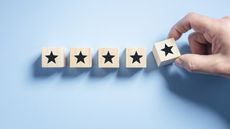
left=126, top=48, right=146, bottom=68
left=42, top=48, right=65, bottom=68
left=98, top=48, right=119, bottom=68
left=152, top=38, right=181, bottom=67
left=70, top=48, right=92, bottom=68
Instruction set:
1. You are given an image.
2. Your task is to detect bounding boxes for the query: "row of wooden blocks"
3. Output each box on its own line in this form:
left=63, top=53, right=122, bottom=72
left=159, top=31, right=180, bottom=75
left=42, top=38, right=181, bottom=68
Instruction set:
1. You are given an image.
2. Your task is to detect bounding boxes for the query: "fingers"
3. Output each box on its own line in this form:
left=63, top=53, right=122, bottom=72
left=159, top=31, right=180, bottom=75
left=188, top=32, right=210, bottom=54
left=175, top=54, right=220, bottom=74
left=168, top=12, right=216, bottom=40
left=222, top=16, right=230, bottom=20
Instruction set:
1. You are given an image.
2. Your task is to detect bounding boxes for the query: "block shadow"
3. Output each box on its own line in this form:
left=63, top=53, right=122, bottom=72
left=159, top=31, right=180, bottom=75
left=32, top=49, right=157, bottom=79
left=89, top=51, right=117, bottom=78
left=32, top=37, right=189, bottom=79
left=61, top=52, right=90, bottom=78
left=158, top=43, right=230, bottom=125
left=32, top=54, right=63, bottom=79
left=144, top=52, right=158, bottom=74
left=116, top=49, right=142, bottom=78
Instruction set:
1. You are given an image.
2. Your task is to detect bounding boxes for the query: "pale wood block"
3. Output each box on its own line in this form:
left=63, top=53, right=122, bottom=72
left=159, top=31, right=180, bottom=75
left=69, top=48, right=92, bottom=68
left=152, top=38, right=181, bottom=67
left=126, top=48, right=146, bottom=68
left=98, top=48, right=119, bottom=68
left=42, top=48, right=65, bottom=68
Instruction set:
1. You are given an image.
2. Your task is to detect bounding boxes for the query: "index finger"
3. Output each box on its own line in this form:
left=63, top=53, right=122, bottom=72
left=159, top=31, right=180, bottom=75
left=168, top=12, right=217, bottom=40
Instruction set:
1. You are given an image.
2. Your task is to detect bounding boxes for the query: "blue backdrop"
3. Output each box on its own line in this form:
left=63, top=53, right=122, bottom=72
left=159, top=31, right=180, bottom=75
left=1, top=0, right=230, bottom=129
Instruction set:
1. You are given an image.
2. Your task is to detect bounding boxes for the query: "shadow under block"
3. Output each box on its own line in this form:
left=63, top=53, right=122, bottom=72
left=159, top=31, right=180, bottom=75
left=70, top=48, right=92, bottom=68
left=152, top=38, right=181, bottom=67
left=126, top=48, right=147, bottom=68
left=98, top=48, right=119, bottom=68
left=42, top=48, right=65, bottom=68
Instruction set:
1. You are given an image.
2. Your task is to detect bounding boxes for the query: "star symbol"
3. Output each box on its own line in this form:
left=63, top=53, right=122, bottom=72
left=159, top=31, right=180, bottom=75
left=130, top=51, right=142, bottom=63
left=161, top=44, right=173, bottom=56
left=46, top=51, right=58, bottom=64
left=102, top=51, right=115, bottom=63
left=75, top=51, right=87, bottom=64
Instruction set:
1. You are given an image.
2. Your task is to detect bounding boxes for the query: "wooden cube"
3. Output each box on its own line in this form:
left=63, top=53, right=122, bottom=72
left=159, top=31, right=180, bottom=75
left=42, top=48, right=65, bottom=68
left=126, top=48, right=146, bottom=68
left=98, top=48, right=119, bottom=68
left=70, top=48, right=92, bottom=68
left=152, top=38, right=181, bottom=67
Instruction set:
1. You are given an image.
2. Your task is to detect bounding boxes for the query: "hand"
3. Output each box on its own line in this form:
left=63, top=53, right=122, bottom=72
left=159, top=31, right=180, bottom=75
left=168, top=12, right=230, bottom=77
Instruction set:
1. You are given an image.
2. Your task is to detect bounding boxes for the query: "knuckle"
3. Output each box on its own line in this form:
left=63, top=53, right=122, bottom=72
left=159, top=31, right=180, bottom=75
left=218, top=21, right=230, bottom=34
left=223, top=16, right=230, bottom=20
left=220, top=17, right=230, bottom=27
left=186, top=60, right=197, bottom=72
left=214, top=63, right=230, bottom=75
left=186, top=12, right=197, bottom=19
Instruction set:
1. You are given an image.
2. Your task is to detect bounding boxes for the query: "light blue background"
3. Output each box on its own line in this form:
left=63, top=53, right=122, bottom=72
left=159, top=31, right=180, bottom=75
left=1, top=0, right=230, bottom=129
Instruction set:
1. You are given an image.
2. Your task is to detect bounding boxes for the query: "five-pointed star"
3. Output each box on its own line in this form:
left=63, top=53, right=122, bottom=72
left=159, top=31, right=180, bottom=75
left=130, top=51, right=142, bottom=63
left=161, top=44, right=173, bottom=56
left=102, top=51, right=115, bottom=63
left=75, top=51, right=87, bottom=64
left=46, top=51, right=58, bottom=64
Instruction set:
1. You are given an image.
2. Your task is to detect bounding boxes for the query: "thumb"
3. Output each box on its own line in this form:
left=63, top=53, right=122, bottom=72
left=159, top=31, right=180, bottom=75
left=175, top=54, right=219, bottom=74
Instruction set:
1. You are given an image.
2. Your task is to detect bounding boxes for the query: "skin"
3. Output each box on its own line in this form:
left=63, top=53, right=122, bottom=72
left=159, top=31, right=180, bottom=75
left=168, top=12, right=230, bottom=77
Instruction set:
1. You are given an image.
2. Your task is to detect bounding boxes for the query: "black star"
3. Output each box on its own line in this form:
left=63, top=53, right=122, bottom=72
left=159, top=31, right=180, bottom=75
left=102, top=51, right=115, bottom=63
left=75, top=51, right=87, bottom=63
left=46, top=51, right=58, bottom=64
left=130, top=51, right=142, bottom=63
left=161, top=44, right=173, bottom=56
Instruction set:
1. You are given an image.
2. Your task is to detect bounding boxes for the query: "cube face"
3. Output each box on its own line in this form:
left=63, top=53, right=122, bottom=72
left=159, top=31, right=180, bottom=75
left=153, top=38, right=181, bottom=67
left=70, top=48, right=92, bottom=68
left=98, top=48, right=119, bottom=68
left=126, top=48, right=146, bottom=68
left=42, top=48, right=65, bottom=68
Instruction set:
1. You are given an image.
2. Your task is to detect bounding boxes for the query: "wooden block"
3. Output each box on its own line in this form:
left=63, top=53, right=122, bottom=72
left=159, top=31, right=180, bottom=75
left=42, top=48, right=65, bottom=68
left=126, top=48, right=146, bottom=68
left=70, top=48, right=92, bottom=68
left=152, top=38, right=181, bottom=67
left=98, top=48, right=119, bottom=68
